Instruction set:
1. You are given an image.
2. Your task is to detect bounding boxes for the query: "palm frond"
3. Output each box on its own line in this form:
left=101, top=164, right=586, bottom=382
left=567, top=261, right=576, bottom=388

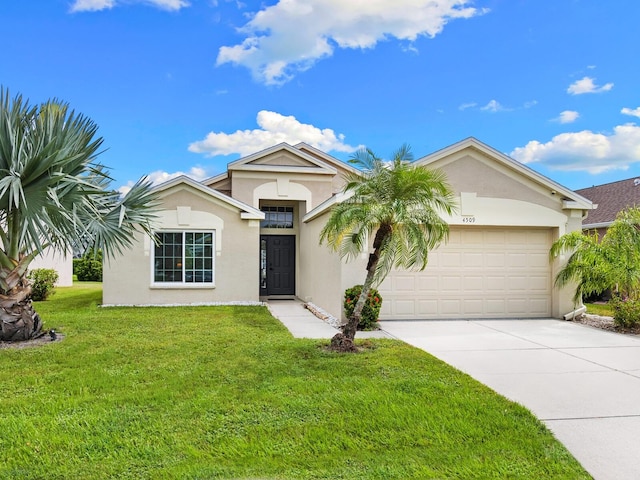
left=551, top=210, right=640, bottom=302
left=0, top=87, right=160, bottom=291
left=320, top=143, right=457, bottom=287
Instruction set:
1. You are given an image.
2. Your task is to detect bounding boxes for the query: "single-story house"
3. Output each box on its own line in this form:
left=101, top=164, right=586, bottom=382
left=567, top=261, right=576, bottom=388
left=103, top=137, right=594, bottom=320
left=575, top=177, right=640, bottom=238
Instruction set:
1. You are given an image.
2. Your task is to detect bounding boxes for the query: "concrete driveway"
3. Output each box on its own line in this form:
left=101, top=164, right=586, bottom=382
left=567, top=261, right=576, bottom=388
left=379, top=318, right=640, bottom=480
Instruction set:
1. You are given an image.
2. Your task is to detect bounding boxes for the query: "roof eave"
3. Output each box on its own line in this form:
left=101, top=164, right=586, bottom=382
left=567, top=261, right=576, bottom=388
left=582, top=221, right=612, bottom=229
left=303, top=191, right=354, bottom=223
left=202, top=171, right=228, bottom=186
left=293, top=142, right=362, bottom=175
left=226, top=142, right=339, bottom=174
left=153, top=175, right=264, bottom=219
left=417, top=137, right=595, bottom=211
left=231, top=164, right=337, bottom=175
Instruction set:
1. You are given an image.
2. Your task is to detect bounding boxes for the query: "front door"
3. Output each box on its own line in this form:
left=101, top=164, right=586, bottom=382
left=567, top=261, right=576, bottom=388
left=260, top=235, right=295, bottom=296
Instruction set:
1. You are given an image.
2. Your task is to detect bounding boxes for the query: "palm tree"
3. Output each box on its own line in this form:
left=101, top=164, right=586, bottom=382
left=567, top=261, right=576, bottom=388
left=0, top=88, right=158, bottom=341
left=320, top=145, right=457, bottom=351
left=551, top=206, right=640, bottom=303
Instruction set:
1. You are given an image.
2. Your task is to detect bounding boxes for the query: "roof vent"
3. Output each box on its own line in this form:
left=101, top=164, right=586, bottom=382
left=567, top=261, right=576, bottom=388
left=635, top=178, right=640, bottom=186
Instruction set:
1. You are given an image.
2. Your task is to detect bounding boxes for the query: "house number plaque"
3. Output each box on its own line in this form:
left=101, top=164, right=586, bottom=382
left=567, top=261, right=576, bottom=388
left=462, top=216, right=476, bottom=223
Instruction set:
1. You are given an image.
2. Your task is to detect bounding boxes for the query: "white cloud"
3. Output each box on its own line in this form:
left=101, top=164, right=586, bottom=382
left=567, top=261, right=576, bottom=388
left=118, top=166, right=209, bottom=195
left=70, top=0, right=189, bottom=12
left=147, top=166, right=209, bottom=184
left=567, top=76, right=614, bottom=95
left=622, top=106, right=640, bottom=118
left=510, top=123, right=640, bottom=174
left=460, top=99, right=531, bottom=113
left=480, top=99, right=507, bottom=113
left=217, top=0, right=486, bottom=85
left=188, top=110, right=361, bottom=156
left=70, top=0, right=115, bottom=11
left=555, top=110, right=580, bottom=124
left=458, top=102, right=477, bottom=111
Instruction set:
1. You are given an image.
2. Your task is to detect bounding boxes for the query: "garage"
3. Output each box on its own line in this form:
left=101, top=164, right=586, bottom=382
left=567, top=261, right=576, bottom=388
left=300, top=137, right=592, bottom=321
left=378, top=226, right=553, bottom=320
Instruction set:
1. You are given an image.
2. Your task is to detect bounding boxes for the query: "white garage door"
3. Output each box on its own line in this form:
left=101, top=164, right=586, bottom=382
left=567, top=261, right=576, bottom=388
left=378, top=227, right=552, bottom=320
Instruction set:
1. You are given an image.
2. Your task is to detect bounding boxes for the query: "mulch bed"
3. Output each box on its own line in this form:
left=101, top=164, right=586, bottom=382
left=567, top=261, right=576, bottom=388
left=0, top=332, right=64, bottom=350
left=573, top=314, right=640, bottom=335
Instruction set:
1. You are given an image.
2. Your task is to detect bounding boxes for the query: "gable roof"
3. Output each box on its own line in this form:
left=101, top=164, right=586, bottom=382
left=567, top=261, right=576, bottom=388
left=153, top=175, right=264, bottom=220
left=203, top=142, right=358, bottom=188
left=305, top=137, right=595, bottom=223
left=303, top=190, right=354, bottom=223
left=203, top=171, right=228, bottom=187
left=293, top=142, right=361, bottom=175
left=576, top=177, right=640, bottom=228
left=226, top=142, right=337, bottom=175
left=415, top=137, right=594, bottom=211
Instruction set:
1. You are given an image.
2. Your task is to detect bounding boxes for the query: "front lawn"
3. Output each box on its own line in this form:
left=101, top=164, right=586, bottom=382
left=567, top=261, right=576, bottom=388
left=0, top=284, right=589, bottom=479
left=585, top=302, right=614, bottom=317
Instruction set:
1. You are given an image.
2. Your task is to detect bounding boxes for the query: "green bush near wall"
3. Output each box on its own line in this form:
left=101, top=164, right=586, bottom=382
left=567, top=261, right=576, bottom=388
left=344, top=284, right=383, bottom=330
left=74, top=249, right=103, bottom=282
left=611, top=296, right=640, bottom=328
left=27, top=268, right=59, bottom=301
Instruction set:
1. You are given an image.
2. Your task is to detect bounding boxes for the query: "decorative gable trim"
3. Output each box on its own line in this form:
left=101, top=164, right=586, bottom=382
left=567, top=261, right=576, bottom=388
left=293, top=142, right=361, bottom=175
left=416, top=137, right=594, bottom=211
left=225, top=143, right=337, bottom=175
left=153, top=175, right=264, bottom=220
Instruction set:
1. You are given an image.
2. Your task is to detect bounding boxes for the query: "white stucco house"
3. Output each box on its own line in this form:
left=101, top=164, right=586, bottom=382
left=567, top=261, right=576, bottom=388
left=29, top=249, right=73, bottom=287
left=103, top=137, right=594, bottom=320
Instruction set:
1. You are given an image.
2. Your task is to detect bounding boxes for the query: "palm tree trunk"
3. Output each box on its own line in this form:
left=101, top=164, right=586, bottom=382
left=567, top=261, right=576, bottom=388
left=330, top=225, right=389, bottom=352
left=0, top=284, right=43, bottom=341
left=342, top=268, right=377, bottom=340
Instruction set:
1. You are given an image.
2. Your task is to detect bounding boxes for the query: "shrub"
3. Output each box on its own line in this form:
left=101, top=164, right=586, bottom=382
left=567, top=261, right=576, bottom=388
left=610, top=296, right=640, bottom=328
left=74, top=249, right=103, bottom=281
left=27, top=268, right=59, bottom=301
left=344, top=285, right=383, bottom=330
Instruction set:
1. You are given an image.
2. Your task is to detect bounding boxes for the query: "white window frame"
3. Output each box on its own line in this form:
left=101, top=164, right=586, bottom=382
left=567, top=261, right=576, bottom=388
left=151, top=230, right=216, bottom=289
left=260, top=205, right=294, bottom=229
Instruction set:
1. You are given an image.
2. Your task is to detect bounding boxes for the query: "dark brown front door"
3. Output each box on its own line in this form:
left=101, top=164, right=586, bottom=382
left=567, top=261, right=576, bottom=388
left=260, top=235, right=295, bottom=296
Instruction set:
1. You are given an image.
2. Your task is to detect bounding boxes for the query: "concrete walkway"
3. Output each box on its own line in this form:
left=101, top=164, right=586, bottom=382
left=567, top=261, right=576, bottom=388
left=267, top=301, right=640, bottom=479
left=266, top=300, right=391, bottom=339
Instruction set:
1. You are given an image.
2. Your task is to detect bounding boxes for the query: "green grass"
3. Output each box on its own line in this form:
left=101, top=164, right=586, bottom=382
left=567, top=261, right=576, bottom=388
left=0, top=284, right=589, bottom=479
left=585, top=302, right=614, bottom=317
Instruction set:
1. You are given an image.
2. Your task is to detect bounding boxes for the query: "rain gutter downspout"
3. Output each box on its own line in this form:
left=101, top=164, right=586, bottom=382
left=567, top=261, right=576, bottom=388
left=563, top=305, right=587, bottom=321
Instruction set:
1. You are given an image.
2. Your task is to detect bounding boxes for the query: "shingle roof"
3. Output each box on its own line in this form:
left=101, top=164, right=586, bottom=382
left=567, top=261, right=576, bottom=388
left=576, top=177, right=640, bottom=226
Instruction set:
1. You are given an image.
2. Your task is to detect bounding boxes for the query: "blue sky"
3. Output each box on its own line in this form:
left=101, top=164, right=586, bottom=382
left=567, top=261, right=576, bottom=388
left=2, top=0, right=639, bottom=193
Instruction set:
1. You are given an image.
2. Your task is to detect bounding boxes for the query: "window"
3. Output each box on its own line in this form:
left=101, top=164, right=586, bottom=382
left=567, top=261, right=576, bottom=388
left=153, top=232, right=214, bottom=284
left=260, top=238, right=267, bottom=290
left=260, top=206, right=294, bottom=228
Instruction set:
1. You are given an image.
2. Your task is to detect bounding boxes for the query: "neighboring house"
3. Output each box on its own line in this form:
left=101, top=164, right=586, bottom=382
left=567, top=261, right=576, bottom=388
left=103, top=137, right=594, bottom=320
left=29, top=248, right=74, bottom=287
left=575, top=177, right=640, bottom=238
